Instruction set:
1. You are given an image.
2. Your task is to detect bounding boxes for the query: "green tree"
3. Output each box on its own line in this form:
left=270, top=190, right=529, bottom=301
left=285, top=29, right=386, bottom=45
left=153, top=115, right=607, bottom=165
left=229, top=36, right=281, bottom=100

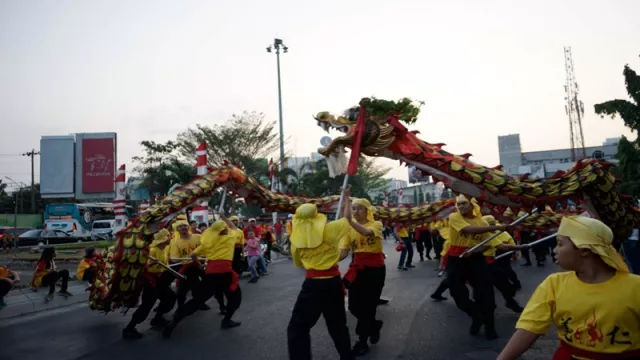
left=595, top=56, right=640, bottom=199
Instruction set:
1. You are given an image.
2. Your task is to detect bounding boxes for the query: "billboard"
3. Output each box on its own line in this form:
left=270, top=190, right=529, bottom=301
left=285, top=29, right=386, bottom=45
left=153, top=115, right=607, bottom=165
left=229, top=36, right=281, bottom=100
left=408, top=166, right=430, bottom=184
left=40, top=136, right=75, bottom=198
left=75, top=133, right=117, bottom=200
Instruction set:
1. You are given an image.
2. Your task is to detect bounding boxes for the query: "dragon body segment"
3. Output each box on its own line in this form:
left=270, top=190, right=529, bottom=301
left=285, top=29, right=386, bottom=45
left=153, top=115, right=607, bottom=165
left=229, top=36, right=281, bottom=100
left=315, top=99, right=637, bottom=243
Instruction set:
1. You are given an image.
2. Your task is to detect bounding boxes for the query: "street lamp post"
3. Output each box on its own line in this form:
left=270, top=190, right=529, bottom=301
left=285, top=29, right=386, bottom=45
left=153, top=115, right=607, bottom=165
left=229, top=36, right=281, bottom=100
left=266, top=38, right=288, bottom=191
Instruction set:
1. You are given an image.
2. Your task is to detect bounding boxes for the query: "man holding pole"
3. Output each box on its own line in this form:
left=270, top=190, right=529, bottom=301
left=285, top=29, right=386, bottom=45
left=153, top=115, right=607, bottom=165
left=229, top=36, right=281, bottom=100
left=446, top=194, right=509, bottom=340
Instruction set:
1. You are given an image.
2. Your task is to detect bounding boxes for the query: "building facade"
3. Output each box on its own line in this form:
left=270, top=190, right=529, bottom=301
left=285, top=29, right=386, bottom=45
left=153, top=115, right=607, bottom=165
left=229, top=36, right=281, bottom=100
left=498, top=134, right=619, bottom=178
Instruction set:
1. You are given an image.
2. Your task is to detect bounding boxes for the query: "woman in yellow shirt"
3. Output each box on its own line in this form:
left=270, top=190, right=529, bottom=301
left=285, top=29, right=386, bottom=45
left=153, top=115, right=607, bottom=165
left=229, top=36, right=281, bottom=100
left=122, top=229, right=176, bottom=339
left=164, top=215, right=242, bottom=338
left=498, top=216, right=640, bottom=360
left=287, top=200, right=354, bottom=360
left=395, top=225, right=414, bottom=270
left=446, top=194, right=507, bottom=340
left=339, top=197, right=386, bottom=356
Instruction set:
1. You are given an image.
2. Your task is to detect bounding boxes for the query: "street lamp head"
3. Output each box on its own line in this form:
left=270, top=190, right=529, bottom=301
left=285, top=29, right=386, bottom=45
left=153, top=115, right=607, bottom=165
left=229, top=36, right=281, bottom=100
left=266, top=46, right=272, bottom=53
left=283, top=46, right=288, bottom=53
left=274, top=38, right=283, bottom=45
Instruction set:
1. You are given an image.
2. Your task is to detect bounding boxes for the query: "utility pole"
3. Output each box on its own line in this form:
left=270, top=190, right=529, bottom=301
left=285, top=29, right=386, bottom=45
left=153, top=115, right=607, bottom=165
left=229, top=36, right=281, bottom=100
left=22, top=149, right=40, bottom=213
left=266, top=38, right=288, bottom=191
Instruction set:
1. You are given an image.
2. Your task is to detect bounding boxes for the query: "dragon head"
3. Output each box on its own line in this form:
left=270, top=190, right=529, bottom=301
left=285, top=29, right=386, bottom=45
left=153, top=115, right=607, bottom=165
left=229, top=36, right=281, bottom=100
left=314, top=109, right=395, bottom=157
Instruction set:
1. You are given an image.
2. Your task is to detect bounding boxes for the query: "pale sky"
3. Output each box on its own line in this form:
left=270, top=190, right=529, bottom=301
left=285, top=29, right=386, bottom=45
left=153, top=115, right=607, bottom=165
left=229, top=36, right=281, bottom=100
left=1, top=0, right=639, bottom=192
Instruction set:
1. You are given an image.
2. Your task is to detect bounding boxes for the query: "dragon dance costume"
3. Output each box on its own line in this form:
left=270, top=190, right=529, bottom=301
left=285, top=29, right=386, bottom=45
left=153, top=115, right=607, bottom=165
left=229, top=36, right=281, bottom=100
left=287, top=203, right=354, bottom=360
left=341, top=198, right=386, bottom=356
left=164, top=219, right=242, bottom=338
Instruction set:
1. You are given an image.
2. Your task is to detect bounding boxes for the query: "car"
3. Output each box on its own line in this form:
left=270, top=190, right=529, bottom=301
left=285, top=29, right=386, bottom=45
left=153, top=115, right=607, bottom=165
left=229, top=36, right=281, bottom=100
left=0, top=227, right=33, bottom=247
left=18, top=229, right=76, bottom=247
left=91, top=220, right=116, bottom=240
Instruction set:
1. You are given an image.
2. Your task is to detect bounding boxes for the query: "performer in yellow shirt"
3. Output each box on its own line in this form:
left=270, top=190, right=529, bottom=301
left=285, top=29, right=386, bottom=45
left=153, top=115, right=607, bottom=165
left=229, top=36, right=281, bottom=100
left=123, top=229, right=177, bottom=339
left=339, top=197, right=386, bottom=356
left=168, top=220, right=206, bottom=310
left=164, top=216, right=242, bottom=338
left=228, top=216, right=245, bottom=274
left=446, top=194, right=507, bottom=340
left=498, top=216, right=640, bottom=360
left=287, top=200, right=354, bottom=360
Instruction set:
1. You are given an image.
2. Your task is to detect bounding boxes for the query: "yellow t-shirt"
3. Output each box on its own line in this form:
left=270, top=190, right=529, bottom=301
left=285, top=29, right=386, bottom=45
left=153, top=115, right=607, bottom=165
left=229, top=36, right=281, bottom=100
left=76, top=259, right=92, bottom=280
left=291, top=218, right=351, bottom=273
left=148, top=246, right=169, bottom=273
left=286, top=221, right=292, bottom=235
left=194, top=230, right=235, bottom=261
left=340, top=221, right=383, bottom=253
left=169, top=234, right=201, bottom=263
left=396, top=227, right=409, bottom=238
left=482, top=232, right=508, bottom=258
left=229, top=228, right=245, bottom=247
left=517, top=271, right=640, bottom=356
left=441, top=239, right=450, bottom=257
left=447, top=212, right=490, bottom=248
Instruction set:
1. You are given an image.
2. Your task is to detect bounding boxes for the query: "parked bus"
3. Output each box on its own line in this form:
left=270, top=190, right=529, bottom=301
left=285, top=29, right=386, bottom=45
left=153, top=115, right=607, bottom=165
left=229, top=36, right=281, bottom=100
left=43, top=203, right=135, bottom=239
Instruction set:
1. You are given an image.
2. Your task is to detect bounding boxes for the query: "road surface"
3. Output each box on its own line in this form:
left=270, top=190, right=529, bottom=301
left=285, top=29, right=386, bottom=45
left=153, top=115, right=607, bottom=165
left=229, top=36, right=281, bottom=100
left=0, top=242, right=558, bottom=360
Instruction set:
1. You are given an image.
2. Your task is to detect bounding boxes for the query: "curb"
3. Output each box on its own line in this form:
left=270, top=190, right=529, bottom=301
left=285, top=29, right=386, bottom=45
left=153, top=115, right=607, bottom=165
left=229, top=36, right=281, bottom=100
left=1, top=282, right=90, bottom=321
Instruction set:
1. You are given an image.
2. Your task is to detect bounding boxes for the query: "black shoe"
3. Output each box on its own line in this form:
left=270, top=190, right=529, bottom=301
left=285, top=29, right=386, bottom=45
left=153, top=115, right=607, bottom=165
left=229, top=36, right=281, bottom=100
left=469, top=318, right=482, bottom=335
left=370, top=320, right=383, bottom=344
left=221, top=319, right=241, bottom=329
left=521, top=262, right=532, bottom=267
left=505, top=300, right=524, bottom=313
left=419, top=258, right=424, bottom=262
left=122, top=327, right=143, bottom=339
left=537, top=262, right=544, bottom=267
left=352, top=340, right=370, bottom=356
left=397, top=266, right=408, bottom=271
left=150, top=316, right=170, bottom=328
left=426, top=256, right=432, bottom=260
left=406, top=264, right=415, bottom=268
left=199, top=303, right=211, bottom=311
left=248, top=277, right=258, bottom=283
left=162, top=321, right=177, bottom=339
left=431, top=293, right=447, bottom=301
left=377, top=298, right=389, bottom=305
left=485, top=328, right=498, bottom=340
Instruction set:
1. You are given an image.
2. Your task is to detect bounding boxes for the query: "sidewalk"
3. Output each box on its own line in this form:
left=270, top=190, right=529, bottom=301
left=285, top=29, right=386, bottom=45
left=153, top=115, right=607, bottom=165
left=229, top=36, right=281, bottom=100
left=1, top=280, right=90, bottom=320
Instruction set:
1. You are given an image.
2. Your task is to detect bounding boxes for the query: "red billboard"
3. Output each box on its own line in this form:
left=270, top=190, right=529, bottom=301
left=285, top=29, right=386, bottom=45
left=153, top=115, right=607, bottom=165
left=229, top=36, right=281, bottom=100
left=82, top=138, right=115, bottom=193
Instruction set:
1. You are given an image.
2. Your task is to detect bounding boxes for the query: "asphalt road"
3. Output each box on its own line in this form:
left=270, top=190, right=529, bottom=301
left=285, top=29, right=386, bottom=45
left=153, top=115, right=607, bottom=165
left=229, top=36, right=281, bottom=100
left=0, top=242, right=559, bottom=360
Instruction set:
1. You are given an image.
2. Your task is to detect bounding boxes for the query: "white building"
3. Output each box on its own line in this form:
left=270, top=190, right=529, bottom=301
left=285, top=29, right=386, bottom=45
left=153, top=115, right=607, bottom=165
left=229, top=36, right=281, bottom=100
left=286, top=153, right=324, bottom=176
left=498, top=134, right=619, bottom=178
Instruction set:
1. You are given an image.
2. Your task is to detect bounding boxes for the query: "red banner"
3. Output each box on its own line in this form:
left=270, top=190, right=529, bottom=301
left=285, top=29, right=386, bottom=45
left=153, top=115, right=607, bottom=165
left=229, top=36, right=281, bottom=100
left=82, top=138, right=115, bottom=193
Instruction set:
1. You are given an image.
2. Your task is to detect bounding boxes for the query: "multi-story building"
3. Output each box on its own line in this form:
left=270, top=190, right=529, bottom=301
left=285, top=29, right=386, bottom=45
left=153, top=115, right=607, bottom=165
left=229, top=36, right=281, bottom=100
left=498, top=134, right=619, bottom=178
left=286, top=153, right=324, bottom=176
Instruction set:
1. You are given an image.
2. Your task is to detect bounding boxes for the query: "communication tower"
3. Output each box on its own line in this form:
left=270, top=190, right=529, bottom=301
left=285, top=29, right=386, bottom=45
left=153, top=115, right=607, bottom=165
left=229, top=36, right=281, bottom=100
left=564, top=47, right=587, bottom=161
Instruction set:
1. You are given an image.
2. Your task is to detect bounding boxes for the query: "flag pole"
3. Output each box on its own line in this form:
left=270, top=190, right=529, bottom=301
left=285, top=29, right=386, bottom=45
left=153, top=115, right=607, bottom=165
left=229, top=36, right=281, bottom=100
left=335, top=175, right=350, bottom=219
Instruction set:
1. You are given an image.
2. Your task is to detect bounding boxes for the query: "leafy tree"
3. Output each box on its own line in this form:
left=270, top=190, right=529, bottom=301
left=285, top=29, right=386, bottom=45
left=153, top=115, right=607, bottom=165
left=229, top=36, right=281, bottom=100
left=595, top=56, right=640, bottom=199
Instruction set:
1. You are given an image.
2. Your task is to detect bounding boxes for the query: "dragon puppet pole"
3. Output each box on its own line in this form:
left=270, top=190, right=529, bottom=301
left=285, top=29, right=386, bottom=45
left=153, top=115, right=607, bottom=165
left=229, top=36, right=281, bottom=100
left=218, top=189, right=228, bottom=214
left=149, top=256, right=187, bottom=280
left=463, top=208, right=539, bottom=255
left=336, top=102, right=367, bottom=219
left=495, top=232, right=558, bottom=260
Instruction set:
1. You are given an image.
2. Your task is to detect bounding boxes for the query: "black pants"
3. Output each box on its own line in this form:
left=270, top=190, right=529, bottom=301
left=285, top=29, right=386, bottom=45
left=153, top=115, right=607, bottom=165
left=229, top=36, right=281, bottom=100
left=175, top=265, right=203, bottom=308
left=433, top=277, right=449, bottom=296
left=42, top=269, right=69, bottom=294
left=265, top=242, right=272, bottom=261
left=0, top=279, right=13, bottom=298
left=496, top=255, right=521, bottom=288
left=432, top=235, right=443, bottom=260
left=421, top=233, right=433, bottom=259
left=174, top=272, right=241, bottom=323
left=348, top=266, right=385, bottom=341
left=521, top=239, right=546, bottom=264
left=82, top=269, right=95, bottom=282
left=288, top=276, right=354, bottom=360
left=416, top=239, right=425, bottom=260
left=446, top=255, right=495, bottom=330
left=232, top=248, right=243, bottom=275
left=129, top=271, right=176, bottom=327
left=488, top=262, right=517, bottom=304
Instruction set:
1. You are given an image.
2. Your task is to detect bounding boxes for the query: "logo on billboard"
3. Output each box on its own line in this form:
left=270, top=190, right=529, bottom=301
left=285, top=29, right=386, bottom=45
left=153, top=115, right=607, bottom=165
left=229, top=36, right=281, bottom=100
left=82, top=138, right=115, bottom=193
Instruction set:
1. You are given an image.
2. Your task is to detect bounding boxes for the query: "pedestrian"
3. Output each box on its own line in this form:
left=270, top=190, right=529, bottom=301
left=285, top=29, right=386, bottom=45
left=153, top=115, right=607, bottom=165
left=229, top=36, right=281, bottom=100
left=263, top=230, right=274, bottom=263
left=198, top=222, right=208, bottom=233
left=414, top=225, right=425, bottom=261
left=340, top=197, right=386, bottom=356
left=164, top=216, right=243, bottom=338
left=30, top=247, right=72, bottom=301
left=287, top=200, right=355, bottom=360
left=396, top=225, right=414, bottom=270
left=0, top=265, right=20, bottom=308
left=498, top=216, right=640, bottom=359
left=246, top=231, right=262, bottom=283
left=229, top=216, right=246, bottom=275
left=189, top=220, right=201, bottom=234
left=122, top=229, right=177, bottom=339
left=446, top=195, right=506, bottom=340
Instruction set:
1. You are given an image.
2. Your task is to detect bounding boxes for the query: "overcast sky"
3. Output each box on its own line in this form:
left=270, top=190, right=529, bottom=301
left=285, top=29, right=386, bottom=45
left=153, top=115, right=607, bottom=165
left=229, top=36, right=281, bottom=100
left=1, top=0, right=639, bottom=192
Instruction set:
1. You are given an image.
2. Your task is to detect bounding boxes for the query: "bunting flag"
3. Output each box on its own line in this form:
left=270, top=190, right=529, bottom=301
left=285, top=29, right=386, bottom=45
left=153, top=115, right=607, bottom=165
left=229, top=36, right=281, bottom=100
left=346, top=105, right=367, bottom=175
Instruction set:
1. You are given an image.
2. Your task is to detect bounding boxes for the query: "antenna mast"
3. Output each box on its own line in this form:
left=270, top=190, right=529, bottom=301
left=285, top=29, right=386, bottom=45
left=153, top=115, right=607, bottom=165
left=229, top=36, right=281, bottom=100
left=564, top=47, right=586, bottom=161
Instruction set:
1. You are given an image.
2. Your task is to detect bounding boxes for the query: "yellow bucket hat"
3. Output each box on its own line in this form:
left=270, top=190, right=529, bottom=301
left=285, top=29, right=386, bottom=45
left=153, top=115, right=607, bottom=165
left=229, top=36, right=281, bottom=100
left=352, top=198, right=374, bottom=222
left=151, top=229, right=171, bottom=247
